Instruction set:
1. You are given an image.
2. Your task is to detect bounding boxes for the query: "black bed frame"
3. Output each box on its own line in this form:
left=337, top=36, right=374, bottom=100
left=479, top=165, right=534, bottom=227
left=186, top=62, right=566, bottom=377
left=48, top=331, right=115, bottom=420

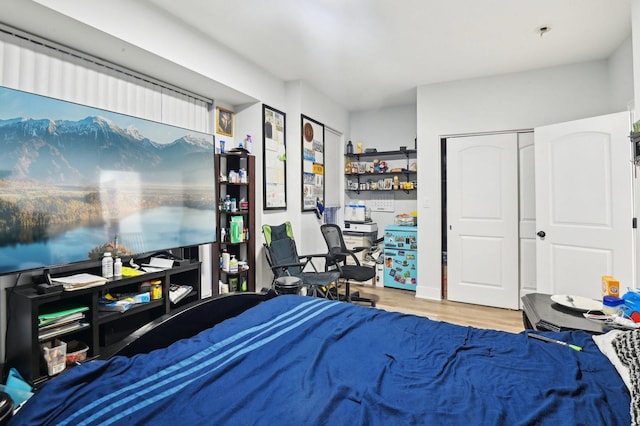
left=100, top=291, right=277, bottom=359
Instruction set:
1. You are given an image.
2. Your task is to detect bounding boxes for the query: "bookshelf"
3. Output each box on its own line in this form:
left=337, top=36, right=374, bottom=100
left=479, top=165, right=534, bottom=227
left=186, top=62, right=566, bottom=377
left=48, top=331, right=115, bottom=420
left=5, top=258, right=201, bottom=385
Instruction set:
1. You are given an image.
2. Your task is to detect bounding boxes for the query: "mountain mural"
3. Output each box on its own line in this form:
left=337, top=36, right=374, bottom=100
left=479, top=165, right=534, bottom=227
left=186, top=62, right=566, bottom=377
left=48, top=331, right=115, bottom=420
left=0, top=115, right=214, bottom=185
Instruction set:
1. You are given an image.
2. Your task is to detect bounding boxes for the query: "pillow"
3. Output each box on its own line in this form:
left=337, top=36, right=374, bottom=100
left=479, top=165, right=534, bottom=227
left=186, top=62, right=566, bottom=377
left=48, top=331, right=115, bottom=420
left=592, top=330, right=631, bottom=391
left=610, top=330, right=640, bottom=425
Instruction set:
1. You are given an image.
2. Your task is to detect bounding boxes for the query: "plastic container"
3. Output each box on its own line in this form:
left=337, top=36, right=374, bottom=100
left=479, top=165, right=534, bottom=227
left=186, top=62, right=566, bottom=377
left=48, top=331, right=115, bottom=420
left=230, top=216, right=244, bottom=243
left=102, top=252, right=113, bottom=278
left=603, top=296, right=624, bottom=315
left=394, top=214, right=417, bottom=226
left=229, top=255, right=239, bottom=273
left=222, top=251, right=230, bottom=271
left=65, top=340, right=89, bottom=365
left=113, top=257, right=122, bottom=277
left=42, top=339, right=67, bottom=376
left=602, top=275, right=620, bottom=297
left=150, top=279, right=162, bottom=300
left=274, top=276, right=302, bottom=295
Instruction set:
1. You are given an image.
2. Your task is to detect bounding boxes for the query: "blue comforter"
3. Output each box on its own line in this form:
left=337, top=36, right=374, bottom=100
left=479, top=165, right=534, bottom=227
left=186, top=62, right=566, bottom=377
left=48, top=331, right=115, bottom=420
left=10, top=296, right=630, bottom=425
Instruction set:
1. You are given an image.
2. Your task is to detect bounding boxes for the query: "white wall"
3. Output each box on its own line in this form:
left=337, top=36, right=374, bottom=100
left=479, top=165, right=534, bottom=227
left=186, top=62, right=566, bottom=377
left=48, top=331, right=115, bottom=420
left=416, top=55, right=634, bottom=300
left=24, top=0, right=283, bottom=107
left=609, top=36, right=635, bottom=111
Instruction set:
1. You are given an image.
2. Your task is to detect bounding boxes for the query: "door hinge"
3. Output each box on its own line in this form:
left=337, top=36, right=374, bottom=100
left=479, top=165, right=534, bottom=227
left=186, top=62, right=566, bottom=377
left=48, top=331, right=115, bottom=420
left=633, top=218, right=637, bottom=229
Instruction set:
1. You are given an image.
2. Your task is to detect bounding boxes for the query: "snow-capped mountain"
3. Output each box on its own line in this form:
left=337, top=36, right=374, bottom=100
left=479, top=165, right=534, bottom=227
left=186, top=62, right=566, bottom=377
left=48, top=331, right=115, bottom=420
left=0, top=116, right=214, bottom=185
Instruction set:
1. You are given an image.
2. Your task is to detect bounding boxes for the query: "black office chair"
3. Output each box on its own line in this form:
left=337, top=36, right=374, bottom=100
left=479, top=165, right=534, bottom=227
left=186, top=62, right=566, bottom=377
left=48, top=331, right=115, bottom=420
left=262, top=222, right=341, bottom=298
left=320, top=224, right=376, bottom=307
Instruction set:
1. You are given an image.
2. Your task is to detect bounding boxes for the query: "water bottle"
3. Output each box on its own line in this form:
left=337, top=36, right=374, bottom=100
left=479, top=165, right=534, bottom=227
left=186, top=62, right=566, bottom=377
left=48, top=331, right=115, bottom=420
left=224, top=195, right=232, bottom=212
left=102, top=252, right=113, bottom=278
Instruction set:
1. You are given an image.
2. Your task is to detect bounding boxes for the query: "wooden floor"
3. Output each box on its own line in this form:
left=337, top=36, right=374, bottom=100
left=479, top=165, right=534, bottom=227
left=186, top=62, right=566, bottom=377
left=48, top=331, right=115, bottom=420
left=351, top=284, right=525, bottom=334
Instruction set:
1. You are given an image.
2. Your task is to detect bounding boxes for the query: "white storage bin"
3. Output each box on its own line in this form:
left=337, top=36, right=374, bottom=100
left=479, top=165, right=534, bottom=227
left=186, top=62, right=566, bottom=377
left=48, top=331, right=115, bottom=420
left=42, top=339, right=67, bottom=376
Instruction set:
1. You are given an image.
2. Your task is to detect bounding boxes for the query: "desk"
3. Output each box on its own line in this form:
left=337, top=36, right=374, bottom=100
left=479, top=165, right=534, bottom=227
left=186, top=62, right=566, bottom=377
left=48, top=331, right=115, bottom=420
left=521, top=293, right=604, bottom=334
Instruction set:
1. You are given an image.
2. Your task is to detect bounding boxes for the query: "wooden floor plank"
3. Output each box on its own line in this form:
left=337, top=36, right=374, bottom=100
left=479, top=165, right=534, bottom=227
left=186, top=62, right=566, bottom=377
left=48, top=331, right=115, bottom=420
left=352, top=284, right=525, bottom=334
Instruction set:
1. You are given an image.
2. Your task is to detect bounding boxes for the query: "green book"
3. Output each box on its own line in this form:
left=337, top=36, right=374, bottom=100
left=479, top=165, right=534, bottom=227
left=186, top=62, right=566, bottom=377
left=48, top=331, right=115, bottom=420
left=38, top=306, right=89, bottom=327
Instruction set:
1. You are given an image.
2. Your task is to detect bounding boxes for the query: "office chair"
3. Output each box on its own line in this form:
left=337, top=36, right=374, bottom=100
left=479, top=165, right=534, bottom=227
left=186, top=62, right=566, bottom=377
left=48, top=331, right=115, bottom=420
left=262, top=222, right=341, bottom=298
left=320, top=224, right=376, bottom=307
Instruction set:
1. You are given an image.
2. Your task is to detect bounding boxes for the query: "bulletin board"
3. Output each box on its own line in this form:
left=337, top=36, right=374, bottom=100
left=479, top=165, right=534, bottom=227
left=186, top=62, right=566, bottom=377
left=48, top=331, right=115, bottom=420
left=262, top=104, right=287, bottom=210
left=301, top=115, right=325, bottom=212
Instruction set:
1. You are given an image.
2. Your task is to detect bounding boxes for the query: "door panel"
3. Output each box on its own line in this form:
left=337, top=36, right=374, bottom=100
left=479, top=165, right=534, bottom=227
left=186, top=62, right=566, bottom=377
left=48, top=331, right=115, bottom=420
left=535, top=112, right=633, bottom=299
left=447, top=134, right=519, bottom=309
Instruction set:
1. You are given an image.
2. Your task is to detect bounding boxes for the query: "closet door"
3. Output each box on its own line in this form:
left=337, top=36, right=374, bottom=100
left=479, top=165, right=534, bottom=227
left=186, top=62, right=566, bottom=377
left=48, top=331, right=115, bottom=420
left=534, top=112, right=633, bottom=299
left=446, top=133, right=519, bottom=309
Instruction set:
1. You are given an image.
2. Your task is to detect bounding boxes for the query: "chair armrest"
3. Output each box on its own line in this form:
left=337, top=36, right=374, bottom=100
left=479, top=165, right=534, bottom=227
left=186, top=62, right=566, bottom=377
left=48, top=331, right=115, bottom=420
left=269, top=261, right=307, bottom=271
left=298, top=253, right=329, bottom=272
left=299, top=252, right=330, bottom=260
left=327, top=250, right=362, bottom=266
left=351, top=246, right=369, bottom=253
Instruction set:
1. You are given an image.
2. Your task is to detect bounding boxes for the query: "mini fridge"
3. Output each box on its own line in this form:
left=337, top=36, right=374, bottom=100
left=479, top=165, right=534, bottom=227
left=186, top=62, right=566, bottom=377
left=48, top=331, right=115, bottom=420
left=383, top=225, right=418, bottom=291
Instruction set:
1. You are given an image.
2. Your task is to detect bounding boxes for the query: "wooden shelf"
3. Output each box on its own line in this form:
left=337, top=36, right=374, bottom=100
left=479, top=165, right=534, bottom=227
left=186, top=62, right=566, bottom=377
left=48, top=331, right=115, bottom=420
left=345, top=149, right=416, bottom=159
left=213, top=153, right=255, bottom=296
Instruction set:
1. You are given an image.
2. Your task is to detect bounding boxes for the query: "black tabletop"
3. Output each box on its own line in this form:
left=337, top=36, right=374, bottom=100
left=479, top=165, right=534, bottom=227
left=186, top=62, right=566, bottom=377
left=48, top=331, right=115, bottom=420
left=521, top=293, right=604, bottom=333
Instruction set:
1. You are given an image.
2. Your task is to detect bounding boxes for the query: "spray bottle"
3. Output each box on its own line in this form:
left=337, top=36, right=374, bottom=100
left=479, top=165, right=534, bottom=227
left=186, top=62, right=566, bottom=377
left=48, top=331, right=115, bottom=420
left=245, top=134, right=252, bottom=154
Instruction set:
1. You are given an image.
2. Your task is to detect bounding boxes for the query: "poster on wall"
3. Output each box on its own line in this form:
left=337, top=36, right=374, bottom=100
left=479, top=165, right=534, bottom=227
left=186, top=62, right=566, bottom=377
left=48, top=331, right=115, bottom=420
left=301, top=115, right=325, bottom=212
left=0, top=85, right=217, bottom=275
left=262, top=104, right=287, bottom=210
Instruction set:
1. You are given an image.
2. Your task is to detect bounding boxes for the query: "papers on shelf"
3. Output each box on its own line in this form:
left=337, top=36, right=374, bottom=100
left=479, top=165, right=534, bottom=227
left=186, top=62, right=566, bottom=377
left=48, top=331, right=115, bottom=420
left=51, top=273, right=107, bottom=291
left=39, top=322, right=89, bottom=340
left=141, top=257, right=174, bottom=273
left=99, top=292, right=151, bottom=312
left=98, top=299, right=132, bottom=313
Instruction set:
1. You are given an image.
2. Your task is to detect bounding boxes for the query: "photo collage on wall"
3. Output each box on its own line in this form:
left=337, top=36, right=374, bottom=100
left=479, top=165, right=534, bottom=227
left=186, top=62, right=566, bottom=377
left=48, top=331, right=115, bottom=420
left=301, top=115, right=325, bottom=212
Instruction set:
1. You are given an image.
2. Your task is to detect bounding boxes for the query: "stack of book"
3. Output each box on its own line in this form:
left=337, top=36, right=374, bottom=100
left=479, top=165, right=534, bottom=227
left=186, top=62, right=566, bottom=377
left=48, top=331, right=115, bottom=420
left=38, top=307, right=89, bottom=340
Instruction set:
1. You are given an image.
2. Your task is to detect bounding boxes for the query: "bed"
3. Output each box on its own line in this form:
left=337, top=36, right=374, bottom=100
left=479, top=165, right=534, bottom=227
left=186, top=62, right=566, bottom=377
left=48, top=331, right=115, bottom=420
left=8, top=293, right=633, bottom=425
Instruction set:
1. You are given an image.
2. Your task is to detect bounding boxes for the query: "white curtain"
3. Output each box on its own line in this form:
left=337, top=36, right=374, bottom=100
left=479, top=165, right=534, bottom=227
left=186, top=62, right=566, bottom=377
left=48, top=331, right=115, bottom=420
left=0, top=26, right=210, bottom=132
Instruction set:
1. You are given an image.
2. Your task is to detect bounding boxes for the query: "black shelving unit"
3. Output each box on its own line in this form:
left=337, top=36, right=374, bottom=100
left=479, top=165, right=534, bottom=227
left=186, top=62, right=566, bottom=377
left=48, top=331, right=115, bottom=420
left=213, top=153, right=255, bottom=295
left=5, top=259, right=201, bottom=385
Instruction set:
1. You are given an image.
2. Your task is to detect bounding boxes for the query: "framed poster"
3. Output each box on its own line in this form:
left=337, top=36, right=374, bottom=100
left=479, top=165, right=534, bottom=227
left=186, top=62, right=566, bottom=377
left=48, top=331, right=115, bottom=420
left=216, top=107, right=234, bottom=137
left=301, top=115, right=325, bottom=212
left=263, top=104, right=287, bottom=210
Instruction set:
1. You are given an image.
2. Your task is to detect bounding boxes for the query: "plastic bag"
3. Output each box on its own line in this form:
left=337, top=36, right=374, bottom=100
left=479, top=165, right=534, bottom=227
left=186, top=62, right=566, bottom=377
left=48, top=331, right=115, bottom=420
left=621, top=288, right=640, bottom=316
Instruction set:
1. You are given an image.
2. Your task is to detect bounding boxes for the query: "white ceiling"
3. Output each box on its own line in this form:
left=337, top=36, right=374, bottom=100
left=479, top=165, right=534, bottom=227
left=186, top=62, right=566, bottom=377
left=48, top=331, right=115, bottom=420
left=145, top=0, right=632, bottom=111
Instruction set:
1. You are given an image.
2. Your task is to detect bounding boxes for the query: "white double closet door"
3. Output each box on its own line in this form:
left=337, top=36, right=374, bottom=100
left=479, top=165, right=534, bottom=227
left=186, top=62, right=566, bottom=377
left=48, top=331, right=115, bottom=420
left=446, top=112, right=633, bottom=309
